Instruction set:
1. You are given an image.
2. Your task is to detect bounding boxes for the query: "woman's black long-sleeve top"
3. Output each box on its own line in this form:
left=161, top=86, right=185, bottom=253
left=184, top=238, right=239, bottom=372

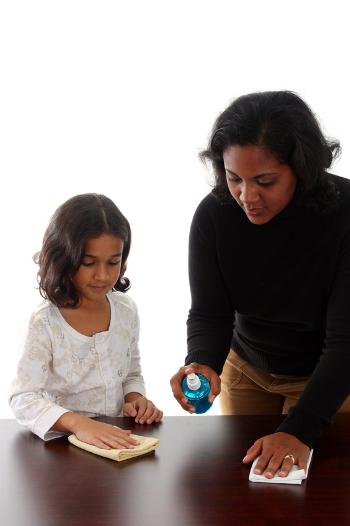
left=185, top=174, right=350, bottom=446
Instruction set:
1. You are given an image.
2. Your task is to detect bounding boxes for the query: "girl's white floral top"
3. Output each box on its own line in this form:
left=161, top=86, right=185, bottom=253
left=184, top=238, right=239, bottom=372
left=9, top=291, right=146, bottom=441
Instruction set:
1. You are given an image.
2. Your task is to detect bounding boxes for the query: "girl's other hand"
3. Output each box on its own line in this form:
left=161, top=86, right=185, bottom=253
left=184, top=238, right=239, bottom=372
left=170, top=362, right=221, bottom=413
left=123, top=395, right=163, bottom=424
left=242, top=431, right=310, bottom=478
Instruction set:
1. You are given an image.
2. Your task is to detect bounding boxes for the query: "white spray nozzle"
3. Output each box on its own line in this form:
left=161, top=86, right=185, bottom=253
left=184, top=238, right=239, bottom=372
left=186, top=373, right=201, bottom=390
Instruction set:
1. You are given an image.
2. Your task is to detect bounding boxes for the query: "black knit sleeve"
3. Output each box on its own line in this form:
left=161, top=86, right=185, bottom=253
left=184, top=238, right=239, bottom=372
left=277, top=228, right=350, bottom=446
left=185, top=196, right=235, bottom=374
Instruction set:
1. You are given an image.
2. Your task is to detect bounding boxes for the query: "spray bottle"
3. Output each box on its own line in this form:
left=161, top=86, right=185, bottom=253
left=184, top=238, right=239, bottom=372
left=181, top=372, right=212, bottom=414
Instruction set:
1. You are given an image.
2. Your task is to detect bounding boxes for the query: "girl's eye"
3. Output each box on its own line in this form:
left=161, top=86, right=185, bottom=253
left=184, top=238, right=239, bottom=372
left=109, top=261, right=121, bottom=266
left=81, top=261, right=94, bottom=267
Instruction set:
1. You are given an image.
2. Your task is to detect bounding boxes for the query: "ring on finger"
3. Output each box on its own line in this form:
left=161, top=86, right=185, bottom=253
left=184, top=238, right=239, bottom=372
left=283, top=454, right=295, bottom=464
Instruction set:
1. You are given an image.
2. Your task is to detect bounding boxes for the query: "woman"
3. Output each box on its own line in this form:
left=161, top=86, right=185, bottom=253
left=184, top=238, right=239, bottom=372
left=170, top=91, right=350, bottom=479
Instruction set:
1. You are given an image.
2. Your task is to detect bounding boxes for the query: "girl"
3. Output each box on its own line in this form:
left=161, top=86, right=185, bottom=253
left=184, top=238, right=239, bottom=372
left=10, top=193, right=162, bottom=449
left=171, top=91, right=350, bottom=478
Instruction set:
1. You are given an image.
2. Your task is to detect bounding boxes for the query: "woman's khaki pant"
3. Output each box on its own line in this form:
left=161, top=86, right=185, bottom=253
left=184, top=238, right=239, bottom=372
left=220, top=349, right=350, bottom=415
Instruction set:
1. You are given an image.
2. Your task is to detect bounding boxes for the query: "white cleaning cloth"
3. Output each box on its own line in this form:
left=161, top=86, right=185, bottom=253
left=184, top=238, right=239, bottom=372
left=249, top=449, right=313, bottom=484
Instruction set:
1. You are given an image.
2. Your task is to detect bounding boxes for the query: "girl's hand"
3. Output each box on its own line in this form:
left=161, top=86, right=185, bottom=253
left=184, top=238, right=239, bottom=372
left=242, top=431, right=310, bottom=478
left=123, top=395, right=163, bottom=424
left=56, top=413, right=139, bottom=450
left=170, top=362, right=221, bottom=413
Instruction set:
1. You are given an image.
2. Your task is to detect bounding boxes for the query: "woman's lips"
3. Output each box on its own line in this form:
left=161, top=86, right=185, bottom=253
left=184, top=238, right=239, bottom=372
left=245, top=207, right=265, bottom=216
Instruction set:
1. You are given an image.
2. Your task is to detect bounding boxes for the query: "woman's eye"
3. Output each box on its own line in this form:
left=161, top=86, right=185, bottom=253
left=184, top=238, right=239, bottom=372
left=81, top=261, right=94, bottom=267
left=227, top=176, right=241, bottom=184
left=109, top=261, right=120, bottom=266
left=257, top=180, right=274, bottom=186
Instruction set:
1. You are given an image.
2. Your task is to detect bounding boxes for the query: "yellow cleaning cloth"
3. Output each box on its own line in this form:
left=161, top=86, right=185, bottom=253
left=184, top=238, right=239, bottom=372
left=68, top=432, right=159, bottom=462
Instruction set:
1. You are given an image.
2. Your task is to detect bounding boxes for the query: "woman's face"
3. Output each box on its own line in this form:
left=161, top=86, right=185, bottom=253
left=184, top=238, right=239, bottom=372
left=223, top=144, right=297, bottom=225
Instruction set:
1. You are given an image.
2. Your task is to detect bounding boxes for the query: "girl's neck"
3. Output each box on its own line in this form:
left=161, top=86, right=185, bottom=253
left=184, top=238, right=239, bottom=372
left=77, top=294, right=109, bottom=313
left=59, top=294, right=111, bottom=337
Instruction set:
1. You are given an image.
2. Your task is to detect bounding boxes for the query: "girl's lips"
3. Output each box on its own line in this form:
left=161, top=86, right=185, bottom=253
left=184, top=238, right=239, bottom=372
left=89, top=284, right=109, bottom=291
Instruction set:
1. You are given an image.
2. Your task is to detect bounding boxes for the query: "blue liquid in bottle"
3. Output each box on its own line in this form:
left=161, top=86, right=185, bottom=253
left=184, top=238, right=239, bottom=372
left=181, top=372, right=212, bottom=414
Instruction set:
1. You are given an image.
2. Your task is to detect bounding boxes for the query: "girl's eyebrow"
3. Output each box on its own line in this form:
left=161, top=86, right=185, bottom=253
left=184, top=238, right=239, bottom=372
left=225, top=169, right=279, bottom=178
left=83, top=252, right=123, bottom=258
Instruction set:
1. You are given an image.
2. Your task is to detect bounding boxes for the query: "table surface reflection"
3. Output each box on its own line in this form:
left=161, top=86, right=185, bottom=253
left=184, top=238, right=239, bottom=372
left=2, top=415, right=350, bottom=526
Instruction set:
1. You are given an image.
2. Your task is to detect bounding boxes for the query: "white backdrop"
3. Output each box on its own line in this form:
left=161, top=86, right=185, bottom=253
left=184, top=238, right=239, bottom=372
left=1, top=0, right=349, bottom=418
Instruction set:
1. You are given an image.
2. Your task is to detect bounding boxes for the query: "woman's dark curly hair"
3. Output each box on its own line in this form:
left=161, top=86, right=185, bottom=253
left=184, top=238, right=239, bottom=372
left=200, top=91, right=341, bottom=211
left=34, top=193, right=131, bottom=307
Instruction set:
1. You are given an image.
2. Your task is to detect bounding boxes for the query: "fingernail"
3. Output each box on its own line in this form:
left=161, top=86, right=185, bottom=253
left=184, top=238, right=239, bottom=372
left=264, top=472, right=273, bottom=478
left=254, top=468, right=261, bottom=474
left=279, top=471, right=287, bottom=477
left=243, top=456, right=248, bottom=462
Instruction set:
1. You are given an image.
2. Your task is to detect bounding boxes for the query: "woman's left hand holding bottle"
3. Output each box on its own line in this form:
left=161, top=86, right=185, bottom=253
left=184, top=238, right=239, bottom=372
left=170, top=362, right=221, bottom=413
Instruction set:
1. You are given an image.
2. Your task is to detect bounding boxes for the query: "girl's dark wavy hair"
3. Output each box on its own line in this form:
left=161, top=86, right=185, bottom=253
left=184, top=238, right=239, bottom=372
left=34, top=193, right=131, bottom=307
left=200, top=91, right=341, bottom=212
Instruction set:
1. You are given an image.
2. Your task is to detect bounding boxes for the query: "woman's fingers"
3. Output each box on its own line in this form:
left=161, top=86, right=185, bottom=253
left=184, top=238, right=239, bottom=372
left=242, top=439, right=263, bottom=464
left=170, top=366, right=196, bottom=412
left=278, top=454, right=297, bottom=477
left=243, top=432, right=310, bottom=478
left=170, top=363, right=220, bottom=411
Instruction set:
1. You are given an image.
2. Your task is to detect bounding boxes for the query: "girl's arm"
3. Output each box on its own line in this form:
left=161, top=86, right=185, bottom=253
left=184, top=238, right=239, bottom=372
left=122, top=298, right=162, bottom=423
left=9, top=311, right=71, bottom=441
left=122, top=298, right=147, bottom=398
left=52, top=412, right=139, bottom=449
left=10, top=310, right=139, bottom=448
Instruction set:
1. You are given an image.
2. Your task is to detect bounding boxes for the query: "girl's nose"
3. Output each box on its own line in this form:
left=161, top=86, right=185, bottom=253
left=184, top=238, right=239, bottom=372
left=94, top=264, right=109, bottom=280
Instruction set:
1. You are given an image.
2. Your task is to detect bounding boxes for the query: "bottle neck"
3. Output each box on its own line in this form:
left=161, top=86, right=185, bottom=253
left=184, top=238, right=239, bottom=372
left=186, top=373, right=201, bottom=390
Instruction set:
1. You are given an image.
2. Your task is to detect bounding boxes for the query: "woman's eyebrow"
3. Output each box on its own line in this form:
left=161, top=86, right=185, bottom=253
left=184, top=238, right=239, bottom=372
left=83, top=252, right=123, bottom=258
left=225, top=169, right=279, bottom=178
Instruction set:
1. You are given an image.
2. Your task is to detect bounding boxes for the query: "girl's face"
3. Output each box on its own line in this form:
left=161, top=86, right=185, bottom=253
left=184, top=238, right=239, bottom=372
left=72, top=234, right=124, bottom=305
left=223, top=144, right=297, bottom=225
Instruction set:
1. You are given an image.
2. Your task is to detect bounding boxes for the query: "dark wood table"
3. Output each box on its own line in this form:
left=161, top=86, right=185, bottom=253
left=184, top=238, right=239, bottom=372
left=2, top=415, right=350, bottom=526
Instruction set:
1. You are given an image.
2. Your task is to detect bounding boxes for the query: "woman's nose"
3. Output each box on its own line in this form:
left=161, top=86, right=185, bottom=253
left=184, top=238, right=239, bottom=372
left=240, top=183, right=259, bottom=205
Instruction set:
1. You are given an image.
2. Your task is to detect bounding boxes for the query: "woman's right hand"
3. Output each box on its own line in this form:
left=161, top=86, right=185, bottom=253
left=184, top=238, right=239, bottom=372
left=170, top=362, right=221, bottom=413
left=54, top=413, right=139, bottom=449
